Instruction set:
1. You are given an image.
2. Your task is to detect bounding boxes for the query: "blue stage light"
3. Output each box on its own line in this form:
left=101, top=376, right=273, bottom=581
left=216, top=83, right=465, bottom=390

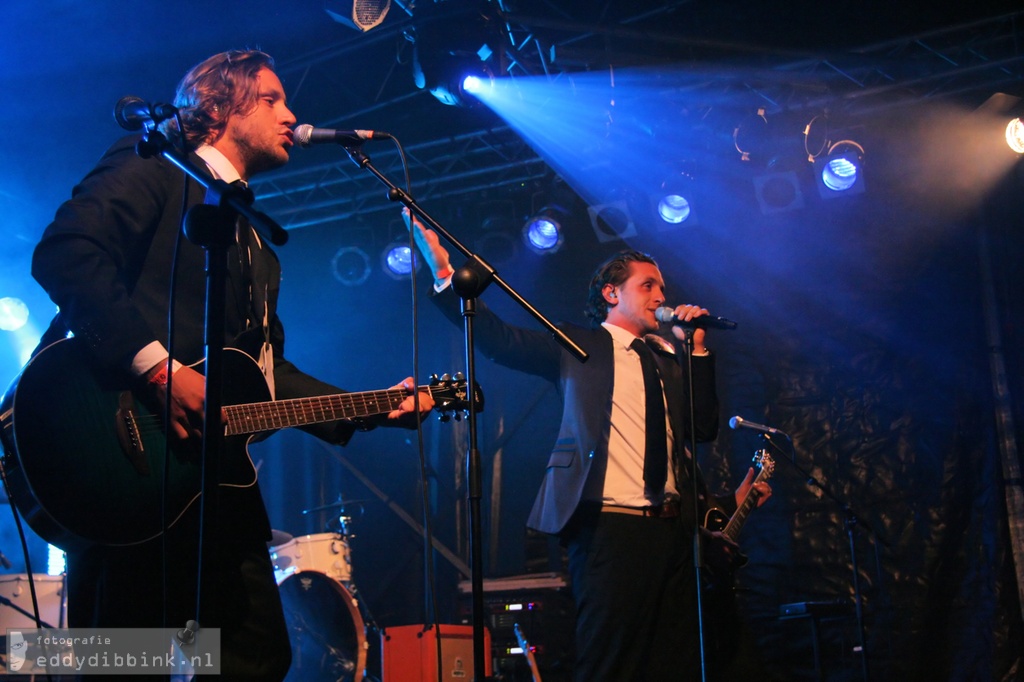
left=522, top=208, right=564, bottom=254
left=657, top=194, right=691, bottom=224
left=816, top=140, right=865, bottom=197
left=0, top=297, right=29, bottom=332
left=383, top=243, right=416, bottom=277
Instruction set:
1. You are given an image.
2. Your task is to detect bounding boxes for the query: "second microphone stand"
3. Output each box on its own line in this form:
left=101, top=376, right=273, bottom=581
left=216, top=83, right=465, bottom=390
left=340, top=143, right=588, bottom=681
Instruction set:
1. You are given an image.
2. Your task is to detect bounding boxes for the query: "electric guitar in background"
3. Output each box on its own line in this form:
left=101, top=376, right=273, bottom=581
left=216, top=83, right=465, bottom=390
left=514, top=623, right=542, bottom=682
left=703, top=449, right=775, bottom=543
left=0, top=337, right=478, bottom=550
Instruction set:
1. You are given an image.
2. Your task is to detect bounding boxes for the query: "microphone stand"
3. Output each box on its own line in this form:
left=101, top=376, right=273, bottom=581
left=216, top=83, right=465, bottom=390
left=759, top=432, right=882, bottom=682
left=339, top=143, right=587, bottom=681
left=134, top=130, right=288, bottom=630
left=677, top=329, right=712, bottom=682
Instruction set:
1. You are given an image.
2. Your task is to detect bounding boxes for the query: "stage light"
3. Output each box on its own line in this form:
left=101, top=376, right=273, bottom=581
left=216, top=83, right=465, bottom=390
left=0, top=297, right=29, bottom=332
left=734, top=108, right=769, bottom=162
left=424, top=64, right=495, bottom=107
left=331, top=246, right=372, bottom=287
left=325, top=0, right=392, bottom=32
left=588, top=201, right=637, bottom=243
left=753, top=170, right=804, bottom=215
left=381, top=242, right=418, bottom=278
left=1006, top=117, right=1024, bottom=153
left=815, top=140, right=865, bottom=197
left=656, top=169, right=698, bottom=226
left=522, top=207, right=565, bottom=254
left=411, top=1, right=500, bottom=107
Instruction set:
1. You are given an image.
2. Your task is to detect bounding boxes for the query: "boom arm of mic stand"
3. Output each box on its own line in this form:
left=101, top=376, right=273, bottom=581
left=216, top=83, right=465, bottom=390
left=342, top=144, right=588, bottom=364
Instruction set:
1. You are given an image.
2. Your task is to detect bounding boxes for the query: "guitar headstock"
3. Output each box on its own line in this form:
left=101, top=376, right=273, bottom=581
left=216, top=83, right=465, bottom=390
left=428, top=373, right=484, bottom=421
left=752, top=449, right=775, bottom=480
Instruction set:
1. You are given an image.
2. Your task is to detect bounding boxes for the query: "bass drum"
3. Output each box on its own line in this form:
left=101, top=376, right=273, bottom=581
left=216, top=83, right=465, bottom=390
left=279, top=571, right=367, bottom=682
left=0, top=574, right=67, bottom=630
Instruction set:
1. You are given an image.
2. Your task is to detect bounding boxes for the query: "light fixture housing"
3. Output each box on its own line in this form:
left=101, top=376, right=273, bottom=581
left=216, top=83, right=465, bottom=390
left=331, top=246, right=373, bottom=287
left=522, top=207, right=565, bottom=254
left=815, top=140, right=866, bottom=197
left=381, top=242, right=419, bottom=279
left=325, top=0, right=392, bottom=32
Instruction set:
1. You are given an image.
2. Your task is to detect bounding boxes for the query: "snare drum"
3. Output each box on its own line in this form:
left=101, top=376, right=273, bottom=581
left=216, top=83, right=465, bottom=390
left=279, top=571, right=366, bottom=682
left=0, top=574, right=67, bottom=630
left=271, top=532, right=351, bottom=584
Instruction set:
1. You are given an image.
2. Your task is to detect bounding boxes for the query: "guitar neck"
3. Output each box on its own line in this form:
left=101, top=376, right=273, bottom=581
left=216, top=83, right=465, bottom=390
left=722, top=470, right=768, bottom=543
left=224, top=386, right=423, bottom=436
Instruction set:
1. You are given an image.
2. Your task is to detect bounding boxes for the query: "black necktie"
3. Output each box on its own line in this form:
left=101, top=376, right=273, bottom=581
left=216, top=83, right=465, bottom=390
left=631, top=337, right=668, bottom=494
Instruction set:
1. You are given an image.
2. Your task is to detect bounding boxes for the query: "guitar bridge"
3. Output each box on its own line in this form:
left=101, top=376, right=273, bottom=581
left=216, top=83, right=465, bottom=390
left=115, top=391, right=150, bottom=476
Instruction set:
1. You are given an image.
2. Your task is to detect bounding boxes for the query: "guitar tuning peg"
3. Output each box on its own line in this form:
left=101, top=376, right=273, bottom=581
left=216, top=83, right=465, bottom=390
left=440, top=373, right=451, bottom=382
left=453, top=372, right=465, bottom=381
left=439, top=413, right=451, bottom=423
left=429, top=373, right=440, bottom=383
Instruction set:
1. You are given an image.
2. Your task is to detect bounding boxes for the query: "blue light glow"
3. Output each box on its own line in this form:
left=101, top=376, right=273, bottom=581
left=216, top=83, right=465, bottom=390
left=657, top=194, right=692, bottom=224
left=384, top=244, right=416, bottom=276
left=822, top=156, right=860, bottom=192
left=524, top=217, right=562, bottom=252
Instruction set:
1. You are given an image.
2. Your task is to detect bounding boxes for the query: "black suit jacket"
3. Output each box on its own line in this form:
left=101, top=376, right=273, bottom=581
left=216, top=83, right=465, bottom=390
left=32, top=136, right=357, bottom=538
left=432, top=289, right=725, bottom=535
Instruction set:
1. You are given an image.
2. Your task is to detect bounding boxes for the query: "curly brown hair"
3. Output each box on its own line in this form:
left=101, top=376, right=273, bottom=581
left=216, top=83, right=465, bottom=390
left=584, top=250, right=658, bottom=326
left=161, top=50, right=275, bottom=148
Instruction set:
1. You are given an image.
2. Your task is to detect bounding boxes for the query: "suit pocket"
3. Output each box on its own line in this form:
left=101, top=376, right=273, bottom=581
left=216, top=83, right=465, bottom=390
left=547, top=437, right=577, bottom=468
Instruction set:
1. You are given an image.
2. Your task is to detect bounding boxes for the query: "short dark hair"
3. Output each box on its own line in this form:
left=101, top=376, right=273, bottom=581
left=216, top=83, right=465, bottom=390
left=584, top=250, right=658, bottom=325
left=162, top=50, right=275, bottom=148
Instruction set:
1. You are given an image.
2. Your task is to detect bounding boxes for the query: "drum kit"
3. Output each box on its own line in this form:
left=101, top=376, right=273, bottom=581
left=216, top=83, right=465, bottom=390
left=270, top=498, right=378, bottom=682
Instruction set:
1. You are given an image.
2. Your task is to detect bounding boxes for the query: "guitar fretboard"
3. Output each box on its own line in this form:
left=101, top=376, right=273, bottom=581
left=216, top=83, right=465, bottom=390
left=224, top=387, right=421, bottom=436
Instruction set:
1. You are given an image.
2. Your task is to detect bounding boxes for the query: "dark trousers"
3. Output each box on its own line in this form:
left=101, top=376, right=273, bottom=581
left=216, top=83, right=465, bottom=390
left=566, top=509, right=700, bottom=682
left=67, top=507, right=291, bottom=680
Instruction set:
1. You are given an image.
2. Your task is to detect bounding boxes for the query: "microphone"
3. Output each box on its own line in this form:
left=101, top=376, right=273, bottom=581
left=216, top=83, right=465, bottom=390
left=655, top=307, right=737, bottom=330
left=293, top=123, right=391, bottom=147
left=114, top=96, right=178, bottom=131
left=729, top=415, right=785, bottom=436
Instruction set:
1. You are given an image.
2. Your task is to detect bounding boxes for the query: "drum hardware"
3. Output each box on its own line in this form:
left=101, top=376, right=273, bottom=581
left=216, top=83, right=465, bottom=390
left=0, top=574, right=67, bottom=630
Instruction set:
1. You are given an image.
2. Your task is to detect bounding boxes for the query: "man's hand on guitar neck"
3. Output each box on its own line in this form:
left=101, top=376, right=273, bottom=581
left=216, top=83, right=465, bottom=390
left=382, top=377, right=435, bottom=428
left=734, top=466, right=773, bottom=508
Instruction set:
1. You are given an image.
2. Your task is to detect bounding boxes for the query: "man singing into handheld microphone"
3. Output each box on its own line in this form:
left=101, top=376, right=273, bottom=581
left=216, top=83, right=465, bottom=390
left=404, top=217, right=772, bottom=680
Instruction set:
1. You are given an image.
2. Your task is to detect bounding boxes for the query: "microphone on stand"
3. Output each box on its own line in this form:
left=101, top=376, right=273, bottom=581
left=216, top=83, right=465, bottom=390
left=729, top=415, right=786, bottom=436
left=655, top=307, right=737, bottom=330
left=293, top=123, right=392, bottom=147
left=114, top=96, right=178, bottom=131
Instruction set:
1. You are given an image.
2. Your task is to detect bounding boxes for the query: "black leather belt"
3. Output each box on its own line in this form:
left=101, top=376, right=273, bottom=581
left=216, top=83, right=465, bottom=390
left=601, top=502, right=680, bottom=518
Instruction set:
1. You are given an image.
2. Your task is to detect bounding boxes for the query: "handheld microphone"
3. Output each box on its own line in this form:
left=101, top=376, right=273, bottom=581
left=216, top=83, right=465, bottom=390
left=654, top=307, right=737, bottom=330
left=729, top=415, right=785, bottom=436
left=114, top=96, right=178, bottom=131
left=293, top=123, right=392, bottom=147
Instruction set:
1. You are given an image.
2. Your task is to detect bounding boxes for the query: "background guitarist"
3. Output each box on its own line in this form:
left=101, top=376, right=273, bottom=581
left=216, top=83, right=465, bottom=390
left=29, top=49, right=433, bottom=680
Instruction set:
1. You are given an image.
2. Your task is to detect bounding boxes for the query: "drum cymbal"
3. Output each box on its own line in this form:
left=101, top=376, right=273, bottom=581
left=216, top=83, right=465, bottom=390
left=268, top=529, right=293, bottom=548
left=301, top=499, right=365, bottom=515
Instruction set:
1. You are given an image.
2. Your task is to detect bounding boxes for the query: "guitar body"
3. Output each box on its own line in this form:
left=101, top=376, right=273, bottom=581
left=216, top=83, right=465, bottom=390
left=703, top=508, right=730, bottom=533
left=2, top=338, right=475, bottom=551
left=0, top=338, right=269, bottom=550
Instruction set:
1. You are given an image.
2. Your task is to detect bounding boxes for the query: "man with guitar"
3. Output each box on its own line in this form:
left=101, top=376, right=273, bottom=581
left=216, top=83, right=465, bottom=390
left=25, top=50, right=433, bottom=679
left=405, top=214, right=772, bottom=681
